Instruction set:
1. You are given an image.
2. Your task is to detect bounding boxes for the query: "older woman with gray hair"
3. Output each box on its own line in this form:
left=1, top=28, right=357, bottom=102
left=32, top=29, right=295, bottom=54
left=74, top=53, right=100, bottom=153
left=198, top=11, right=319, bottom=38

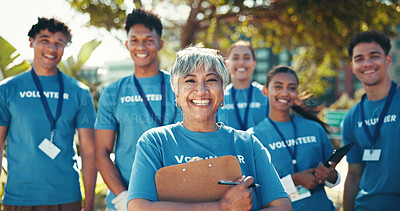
left=126, top=45, right=291, bottom=211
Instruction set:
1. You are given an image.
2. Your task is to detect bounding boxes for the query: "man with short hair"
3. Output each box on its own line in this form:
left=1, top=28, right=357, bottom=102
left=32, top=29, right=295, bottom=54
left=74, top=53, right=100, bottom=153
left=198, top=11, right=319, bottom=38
left=342, top=30, right=400, bottom=210
left=0, top=17, right=96, bottom=210
left=95, top=8, right=181, bottom=211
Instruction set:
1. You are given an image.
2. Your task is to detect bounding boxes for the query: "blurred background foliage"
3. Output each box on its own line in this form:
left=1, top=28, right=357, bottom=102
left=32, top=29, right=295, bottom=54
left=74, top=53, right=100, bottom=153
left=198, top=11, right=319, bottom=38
left=65, top=0, right=400, bottom=96
left=0, top=36, right=31, bottom=80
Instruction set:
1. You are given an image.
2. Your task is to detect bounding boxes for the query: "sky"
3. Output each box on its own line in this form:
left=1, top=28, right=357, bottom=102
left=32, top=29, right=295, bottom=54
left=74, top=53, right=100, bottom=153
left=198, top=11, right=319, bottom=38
left=0, top=0, right=134, bottom=67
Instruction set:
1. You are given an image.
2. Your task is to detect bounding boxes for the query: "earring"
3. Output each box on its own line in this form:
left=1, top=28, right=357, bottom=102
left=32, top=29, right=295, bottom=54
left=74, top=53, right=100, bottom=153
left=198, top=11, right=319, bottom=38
left=220, top=102, right=224, bottom=107
left=176, top=101, right=181, bottom=108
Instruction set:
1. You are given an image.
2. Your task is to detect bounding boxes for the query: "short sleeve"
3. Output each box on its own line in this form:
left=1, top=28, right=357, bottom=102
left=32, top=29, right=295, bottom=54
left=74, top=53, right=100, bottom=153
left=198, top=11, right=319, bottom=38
left=127, top=133, right=163, bottom=203
left=0, top=84, right=11, bottom=126
left=95, top=86, right=118, bottom=130
left=75, top=88, right=96, bottom=128
left=253, top=136, right=289, bottom=207
left=320, top=127, right=334, bottom=162
left=342, top=111, right=363, bottom=163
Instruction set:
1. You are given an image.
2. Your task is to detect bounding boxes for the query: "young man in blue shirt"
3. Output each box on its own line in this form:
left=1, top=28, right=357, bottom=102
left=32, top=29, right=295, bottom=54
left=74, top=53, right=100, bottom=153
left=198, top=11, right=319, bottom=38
left=0, top=17, right=96, bottom=210
left=95, top=8, right=180, bottom=211
left=342, top=30, right=400, bottom=211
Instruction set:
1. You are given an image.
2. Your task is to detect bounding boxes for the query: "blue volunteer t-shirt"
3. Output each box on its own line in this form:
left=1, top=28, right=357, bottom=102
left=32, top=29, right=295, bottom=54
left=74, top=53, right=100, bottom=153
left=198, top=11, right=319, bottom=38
left=0, top=70, right=95, bottom=205
left=127, top=122, right=289, bottom=210
left=342, top=84, right=400, bottom=211
left=248, top=114, right=335, bottom=211
left=95, top=70, right=181, bottom=208
left=217, top=82, right=269, bottom=130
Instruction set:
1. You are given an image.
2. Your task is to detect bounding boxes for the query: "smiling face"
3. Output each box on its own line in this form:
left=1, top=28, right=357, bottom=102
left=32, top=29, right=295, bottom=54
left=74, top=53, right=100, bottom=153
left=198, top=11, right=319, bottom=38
left=176, top=65, right=224, bottom=127
left=226, top=45, right=256, bottom=85
left=264, top=72, right=298, bottom=117
left=126, top=24, right=163, bottom=76
left=30, top=29, right=67, bottom=74
left=351, top=42, right=391, bottom=87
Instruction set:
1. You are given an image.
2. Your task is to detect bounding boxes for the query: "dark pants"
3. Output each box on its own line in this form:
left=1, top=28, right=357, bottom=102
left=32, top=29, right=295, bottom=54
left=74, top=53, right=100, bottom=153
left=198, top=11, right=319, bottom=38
left=3, top=200, right=82, bottom=211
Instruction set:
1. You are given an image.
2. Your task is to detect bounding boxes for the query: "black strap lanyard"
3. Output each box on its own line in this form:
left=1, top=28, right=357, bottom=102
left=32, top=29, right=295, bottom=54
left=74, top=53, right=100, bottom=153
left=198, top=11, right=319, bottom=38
left=133, top=72, right=165, bottom=126
left=231, top=84, right=253, bottom=130
left=268, top=116, right=298, bottom=172
left=360, top=81, right=397, bottom=148
left=31, top=68, right=64, bottom=141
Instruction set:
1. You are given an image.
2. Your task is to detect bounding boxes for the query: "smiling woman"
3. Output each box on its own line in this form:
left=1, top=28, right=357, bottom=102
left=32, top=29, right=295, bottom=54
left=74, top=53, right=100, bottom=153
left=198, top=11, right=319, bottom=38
left=126, top=45, right=292, bottom=211
left=247, top=65, right=338, bottom=211
left=170, top=46, right=229, bottom=132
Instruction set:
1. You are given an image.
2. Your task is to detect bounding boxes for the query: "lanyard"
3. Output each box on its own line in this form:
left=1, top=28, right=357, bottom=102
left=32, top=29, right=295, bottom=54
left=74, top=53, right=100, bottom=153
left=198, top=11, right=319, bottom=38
left=231, top=84, right=253, bottom=130
left=268, top=116, right=298, bottom=172
left=133, top=72, right=165, bottom=126
left=31, top=68, right=64, bottom=142
left=360, top=81, right=396, bottom=148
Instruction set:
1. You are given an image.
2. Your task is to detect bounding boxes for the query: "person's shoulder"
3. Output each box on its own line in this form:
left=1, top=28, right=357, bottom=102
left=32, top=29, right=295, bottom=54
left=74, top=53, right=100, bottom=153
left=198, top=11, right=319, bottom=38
left=103, top=74, right=133, bottom=91
left=251, top=81, right=264, bottom=91
left=222, top=124, right=254, bottom=140
left=0, top=70, right=30, bottom=86
left=223, top=83, right=233, bottom=95
left=293, top=114, right=324, bottom=129
left=343, top=100, right=361, bottom=121
left=61, top=72, right=91, bottom=91
left=160, top=69, right=171, bottom=76
left=140, top=123, right=178, bottom=142
left=248, top=118, right=269, bottom=132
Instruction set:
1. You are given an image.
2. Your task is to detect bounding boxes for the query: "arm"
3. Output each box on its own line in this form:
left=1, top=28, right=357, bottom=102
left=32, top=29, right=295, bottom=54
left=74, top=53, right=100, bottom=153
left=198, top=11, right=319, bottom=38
left=260, top=198, right=292, bottom=211
left=127, top=176, right=257, bottom=211
left=78, top=128, right=97, bottom=211
left=0, top=126, right=7, bottom=179
left=342, top=163, right=363, bottom=211
left=95, top=129, right=127, bottom=195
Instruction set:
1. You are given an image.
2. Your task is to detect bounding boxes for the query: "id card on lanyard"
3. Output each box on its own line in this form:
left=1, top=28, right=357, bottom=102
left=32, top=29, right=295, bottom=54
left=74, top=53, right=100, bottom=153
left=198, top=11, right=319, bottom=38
left=360, top=81, right=397, bottom=161
left=268, top=116, right=312, bottom=201
left=31, top=68, right=64, bottom=160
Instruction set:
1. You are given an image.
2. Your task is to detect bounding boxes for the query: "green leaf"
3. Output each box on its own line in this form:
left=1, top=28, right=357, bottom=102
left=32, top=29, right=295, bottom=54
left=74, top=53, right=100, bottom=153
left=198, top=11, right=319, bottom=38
left=66, top=56, right=78, bottom=77
left=77, top=39, right=101, bottom=65
left=4, top=60, right=31, bottom=78
left=0, top=36, right=31, bottom=79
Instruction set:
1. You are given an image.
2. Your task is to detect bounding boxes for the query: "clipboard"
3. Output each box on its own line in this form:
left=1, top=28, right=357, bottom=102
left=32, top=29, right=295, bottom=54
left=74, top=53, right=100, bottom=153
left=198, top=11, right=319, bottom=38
left=324, top=143, right=354, bottom=167
left=155, top=155, right=242, bottom=203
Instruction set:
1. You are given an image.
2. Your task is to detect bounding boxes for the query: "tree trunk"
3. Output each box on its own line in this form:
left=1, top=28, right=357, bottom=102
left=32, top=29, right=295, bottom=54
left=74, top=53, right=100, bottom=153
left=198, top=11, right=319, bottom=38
left=180, top=0, right=202, bottom=48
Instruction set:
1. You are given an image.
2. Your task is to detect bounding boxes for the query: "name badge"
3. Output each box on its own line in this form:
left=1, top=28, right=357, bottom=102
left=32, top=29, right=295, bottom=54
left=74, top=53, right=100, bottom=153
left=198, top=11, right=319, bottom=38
left=290, top=185, right=311, bottom=202
left=362, top=149, right=381, bottom=161
left=38, top=138, right=61, bottom=160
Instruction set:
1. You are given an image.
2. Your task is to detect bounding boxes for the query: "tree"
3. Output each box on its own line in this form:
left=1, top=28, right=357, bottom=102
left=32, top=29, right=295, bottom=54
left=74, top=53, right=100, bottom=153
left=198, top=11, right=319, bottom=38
left=65, top=0, right=400, bottom=96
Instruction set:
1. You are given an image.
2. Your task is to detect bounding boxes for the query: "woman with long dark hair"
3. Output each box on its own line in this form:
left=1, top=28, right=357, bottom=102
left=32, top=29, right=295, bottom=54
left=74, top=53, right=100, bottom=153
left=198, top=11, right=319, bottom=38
left=248, top=65, right=339, bottom=211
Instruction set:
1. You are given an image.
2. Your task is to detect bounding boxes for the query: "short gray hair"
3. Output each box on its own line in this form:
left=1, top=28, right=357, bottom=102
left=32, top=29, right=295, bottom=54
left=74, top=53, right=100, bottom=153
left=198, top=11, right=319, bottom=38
left=170, top=44, right=230, bottom=94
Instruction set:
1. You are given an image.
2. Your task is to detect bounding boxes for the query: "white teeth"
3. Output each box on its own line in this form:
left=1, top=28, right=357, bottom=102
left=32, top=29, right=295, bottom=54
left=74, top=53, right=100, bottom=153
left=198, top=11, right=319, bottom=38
left=364, top=70, right=375, bottom=74
left=278, top=99, right=288, bottom=103
left=192, top=100, right=210, bottom=105
left=136, top=54, right=147, bottom=58
left=237, top=68, right=246, bottom=72
left=44, top=54, right=56, bottom=59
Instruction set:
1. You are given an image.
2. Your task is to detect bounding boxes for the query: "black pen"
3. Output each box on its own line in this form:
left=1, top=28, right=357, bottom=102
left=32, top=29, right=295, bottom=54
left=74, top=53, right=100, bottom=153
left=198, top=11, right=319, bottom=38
left=218, top=180, right=260, bottom=188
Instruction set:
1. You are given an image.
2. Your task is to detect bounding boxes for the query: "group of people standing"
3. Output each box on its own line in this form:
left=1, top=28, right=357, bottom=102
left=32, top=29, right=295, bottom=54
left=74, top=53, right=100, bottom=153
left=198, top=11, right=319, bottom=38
left=0, top=6, right=398, bottom=211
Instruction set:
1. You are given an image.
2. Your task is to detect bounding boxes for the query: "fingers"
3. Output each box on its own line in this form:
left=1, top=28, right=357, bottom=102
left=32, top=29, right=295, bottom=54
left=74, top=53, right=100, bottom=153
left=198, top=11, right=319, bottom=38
left=235, top=175, right=246, bottom=183
left=220, top=176, right=254, bottom=210
left=314, top=163, right=331, bottom=181
left=304, top=168, right=316, bottom=173
left=328, top=161, right=337, bottom=168
left=241, top=176, right=255, bottom=188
